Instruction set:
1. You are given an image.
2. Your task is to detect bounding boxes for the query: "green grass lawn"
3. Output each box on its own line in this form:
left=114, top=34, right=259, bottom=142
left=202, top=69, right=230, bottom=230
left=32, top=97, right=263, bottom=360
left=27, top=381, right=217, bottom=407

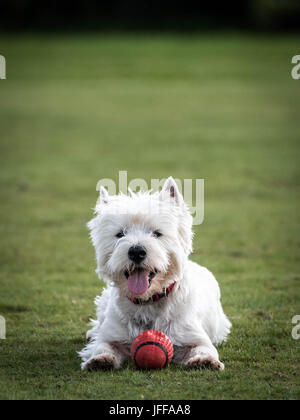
left=0, top=33, right=299, bottom=400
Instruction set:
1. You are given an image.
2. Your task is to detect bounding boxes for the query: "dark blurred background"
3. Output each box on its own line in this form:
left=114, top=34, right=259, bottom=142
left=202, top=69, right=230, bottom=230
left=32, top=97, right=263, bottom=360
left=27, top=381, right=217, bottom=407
left=1, top=0, right=300, bottom=32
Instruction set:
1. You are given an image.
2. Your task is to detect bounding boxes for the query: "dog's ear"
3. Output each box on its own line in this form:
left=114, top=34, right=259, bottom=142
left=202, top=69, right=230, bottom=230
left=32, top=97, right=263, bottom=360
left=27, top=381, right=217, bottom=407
left=99, top=186, right=109, bottom=204
left=160, top=177, right=183, bottom=205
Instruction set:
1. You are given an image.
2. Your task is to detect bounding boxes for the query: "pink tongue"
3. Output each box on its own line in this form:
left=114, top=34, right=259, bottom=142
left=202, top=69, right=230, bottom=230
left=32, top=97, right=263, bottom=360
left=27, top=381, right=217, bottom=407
left=128, top=269, right=150, bottom=295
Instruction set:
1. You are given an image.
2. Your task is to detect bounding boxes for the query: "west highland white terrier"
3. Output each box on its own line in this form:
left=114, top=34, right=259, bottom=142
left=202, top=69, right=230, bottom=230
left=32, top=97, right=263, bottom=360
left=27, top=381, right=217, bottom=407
left=80, top=177, right=231, bottom=371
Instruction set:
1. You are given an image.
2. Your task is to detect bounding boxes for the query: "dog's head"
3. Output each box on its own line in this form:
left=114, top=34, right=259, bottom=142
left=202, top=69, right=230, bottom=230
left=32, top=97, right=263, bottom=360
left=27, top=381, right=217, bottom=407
left=88, top=177, right=193, bottom=301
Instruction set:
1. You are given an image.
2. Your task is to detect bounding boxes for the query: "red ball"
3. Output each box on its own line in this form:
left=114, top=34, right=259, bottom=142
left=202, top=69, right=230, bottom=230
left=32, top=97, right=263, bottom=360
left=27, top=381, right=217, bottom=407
left=131, top=330, right=173, bottom=369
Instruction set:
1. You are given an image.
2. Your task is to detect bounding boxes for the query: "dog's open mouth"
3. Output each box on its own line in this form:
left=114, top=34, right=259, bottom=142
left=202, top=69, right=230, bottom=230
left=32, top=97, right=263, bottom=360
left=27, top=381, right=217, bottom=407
left=124, top=268, right=157, bottom=296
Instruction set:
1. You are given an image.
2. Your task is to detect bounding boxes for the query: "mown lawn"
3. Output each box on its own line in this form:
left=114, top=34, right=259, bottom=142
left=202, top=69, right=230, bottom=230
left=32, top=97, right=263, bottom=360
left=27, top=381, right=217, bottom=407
left=0, top=33, right=299, bottom=400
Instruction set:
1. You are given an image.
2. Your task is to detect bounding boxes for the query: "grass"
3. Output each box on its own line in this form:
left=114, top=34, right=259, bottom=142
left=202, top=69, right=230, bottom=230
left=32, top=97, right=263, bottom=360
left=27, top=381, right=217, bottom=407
left=0, top=32, right=299, bottom=400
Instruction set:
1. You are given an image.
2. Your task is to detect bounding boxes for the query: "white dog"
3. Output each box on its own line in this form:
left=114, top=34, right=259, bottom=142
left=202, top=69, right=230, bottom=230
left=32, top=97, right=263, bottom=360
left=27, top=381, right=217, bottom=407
left=80, top=177, right=231, bottom=371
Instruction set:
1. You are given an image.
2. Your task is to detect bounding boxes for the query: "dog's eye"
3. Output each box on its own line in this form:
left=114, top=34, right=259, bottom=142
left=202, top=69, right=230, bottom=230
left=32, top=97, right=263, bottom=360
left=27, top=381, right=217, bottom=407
left=116, top=231, right=125, bottom=239
left=153, top=231, right=162, bottom=238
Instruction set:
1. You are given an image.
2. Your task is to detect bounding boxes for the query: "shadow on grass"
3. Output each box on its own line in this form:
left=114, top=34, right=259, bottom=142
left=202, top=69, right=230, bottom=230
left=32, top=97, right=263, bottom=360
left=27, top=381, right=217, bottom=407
left=0, top=304, right=30, bottom=313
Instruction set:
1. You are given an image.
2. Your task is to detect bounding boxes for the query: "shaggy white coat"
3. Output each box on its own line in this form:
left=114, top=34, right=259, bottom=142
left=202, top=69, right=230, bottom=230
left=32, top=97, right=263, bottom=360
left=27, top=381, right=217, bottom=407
left=80, top=177, right=231, bottom=371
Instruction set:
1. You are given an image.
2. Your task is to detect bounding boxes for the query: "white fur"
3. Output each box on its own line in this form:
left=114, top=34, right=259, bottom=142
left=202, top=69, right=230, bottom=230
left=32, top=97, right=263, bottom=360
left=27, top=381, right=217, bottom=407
left=80, top=177, right=231, bottom=371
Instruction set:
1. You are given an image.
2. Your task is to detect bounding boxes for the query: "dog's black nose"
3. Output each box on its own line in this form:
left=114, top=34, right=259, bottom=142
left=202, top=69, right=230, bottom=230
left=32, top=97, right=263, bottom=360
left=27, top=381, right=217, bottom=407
left=128, top=246, right=147, bottom=264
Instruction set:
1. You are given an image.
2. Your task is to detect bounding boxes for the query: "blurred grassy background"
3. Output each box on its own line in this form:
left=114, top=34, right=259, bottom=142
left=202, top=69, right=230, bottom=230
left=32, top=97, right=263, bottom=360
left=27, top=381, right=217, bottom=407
left=0, top=33, right=299, bottom=400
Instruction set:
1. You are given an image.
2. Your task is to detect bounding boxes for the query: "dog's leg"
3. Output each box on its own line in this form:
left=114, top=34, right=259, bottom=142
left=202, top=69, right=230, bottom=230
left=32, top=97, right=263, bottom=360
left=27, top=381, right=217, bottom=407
left=173, top=328, right=225, bottom=371
left=175, top=345, right=224, bottom=371
left=81, top=342, right=129, bottom=371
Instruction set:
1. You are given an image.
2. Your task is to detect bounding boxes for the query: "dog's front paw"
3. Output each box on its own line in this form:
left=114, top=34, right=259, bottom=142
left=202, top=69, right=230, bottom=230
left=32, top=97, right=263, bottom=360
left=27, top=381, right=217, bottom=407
left=187, top=356, right=224, bottom=371
left=82, top=354, right=120, bottom=371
